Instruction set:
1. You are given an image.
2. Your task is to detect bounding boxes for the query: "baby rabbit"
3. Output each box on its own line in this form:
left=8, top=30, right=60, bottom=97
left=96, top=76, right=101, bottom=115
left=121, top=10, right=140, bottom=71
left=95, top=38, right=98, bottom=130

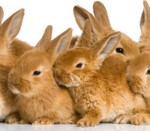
left=124, top=51, right=150, bottom=125
left=53, top=27, right=147, bottom=127
left=0, top=8, right=25, bottom=122
left=73, top=1, right=138, bottom=59
left=138, top=0, right=150, bottom=53
left=8, top=25, right=78, bottom=125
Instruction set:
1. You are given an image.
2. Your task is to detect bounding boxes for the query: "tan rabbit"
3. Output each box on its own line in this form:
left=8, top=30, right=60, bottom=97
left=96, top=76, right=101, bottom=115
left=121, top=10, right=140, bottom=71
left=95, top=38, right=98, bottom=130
left=138, top=0, right=150, bottom=53
left=0, top=6, right=32, bottom=58
left=120, top=51, right=150, bottom=125
left=0, top=8, right=25, bottom=122
left=53, top=29, right=148, bottom=127
left=7, top=25, right=78, bottom=125
left=73, top=1, right=138, bottom=59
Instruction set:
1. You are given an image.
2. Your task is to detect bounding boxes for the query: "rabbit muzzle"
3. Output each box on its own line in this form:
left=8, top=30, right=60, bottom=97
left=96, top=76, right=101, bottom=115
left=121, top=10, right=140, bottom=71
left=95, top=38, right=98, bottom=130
left=55, top=72, right=81, bottom=88
left=8, top=73, right=30, bottom=95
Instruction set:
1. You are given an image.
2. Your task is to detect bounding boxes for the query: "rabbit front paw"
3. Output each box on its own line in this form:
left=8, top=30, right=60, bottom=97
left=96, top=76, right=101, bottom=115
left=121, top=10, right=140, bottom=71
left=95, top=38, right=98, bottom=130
left=5, top=112, right=20, bottom=124
left=77, top=116, right=100, bottom=127
left=33, top=117, right=54, bottom=125
left=114, top=114, right=131, bottom=124
left=131, top=113, right=150, bottom=125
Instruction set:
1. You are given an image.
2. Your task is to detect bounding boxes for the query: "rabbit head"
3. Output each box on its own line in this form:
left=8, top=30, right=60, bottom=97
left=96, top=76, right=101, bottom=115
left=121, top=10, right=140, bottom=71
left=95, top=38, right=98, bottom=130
left=126, top=52, right=150, bottom=98
left=8, top=25, right=72, bottom=97
left=0, top=8, right=24, bottom=66
left=74, top=1, right=138, bottom=60
left=53, top=32, right=121, bottom=88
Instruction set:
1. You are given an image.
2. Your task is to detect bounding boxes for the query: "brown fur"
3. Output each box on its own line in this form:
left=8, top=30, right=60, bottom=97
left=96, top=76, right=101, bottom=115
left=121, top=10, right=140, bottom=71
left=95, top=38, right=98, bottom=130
left=138, top=1, right=150, bottom=52
left=8, top=26, right=78, bottom=124
left=69, top=36, right=79, bottom=48
left=0, top=6, right=32, bottom=60
left=53, top=32, right=147, bottom=127
left=121, top=52, right=150, bottom=125
left=11, top=39, right=32, bottom=58
left=0, top=6, right=4, bottom=24
left=0, top=8, right=25, bottom=121
left=74, top=2, right=138, bottom=59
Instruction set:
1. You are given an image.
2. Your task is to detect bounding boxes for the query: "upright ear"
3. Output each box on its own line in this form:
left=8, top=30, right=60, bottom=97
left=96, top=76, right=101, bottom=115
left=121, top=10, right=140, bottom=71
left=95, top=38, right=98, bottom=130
left=0, top=6, right=4, bottom=24
left=69, top=35, right=78, bottom=48
left=0, top=8, right=24, bottom=45
left=73, top=5, right=103, bottom=33
left=93, top=1, right=113, bottom=31
left=47, top=28, right=72, bottom=57
left=75, top=20, right=93, bottom=48
left=140, top=0, right=150, bottom=42
left=90, top=32, right=120, bottom=62
left=36, top=25, right=52, bottom=50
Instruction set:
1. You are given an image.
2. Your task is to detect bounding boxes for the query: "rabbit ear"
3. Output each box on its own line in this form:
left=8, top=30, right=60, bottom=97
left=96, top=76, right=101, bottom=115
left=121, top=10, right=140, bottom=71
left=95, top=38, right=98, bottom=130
left=69, top=35, right=78, bottom=48
left=140, top=1, right=150, bottom=42
left=75, top=19, right=93, bottom=48
left=47, top=28, right=72, bottom=57
left=36, top=25, right=52, bottom=50
left=93, top=1, right=113, bottom=31
left=90, top=32, right=120, bottom=61
left=0, top=6, right=4, bottom=24
left=0, top=9, right=24, bottom=45
left=74, top=5, right=103, bottom=33
left=73, top=5, right=89, bottom=30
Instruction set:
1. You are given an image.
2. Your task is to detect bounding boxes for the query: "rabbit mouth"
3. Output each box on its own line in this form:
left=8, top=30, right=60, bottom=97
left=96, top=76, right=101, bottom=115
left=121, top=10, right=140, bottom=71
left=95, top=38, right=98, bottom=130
left=55, top=74, right=81, bottom=88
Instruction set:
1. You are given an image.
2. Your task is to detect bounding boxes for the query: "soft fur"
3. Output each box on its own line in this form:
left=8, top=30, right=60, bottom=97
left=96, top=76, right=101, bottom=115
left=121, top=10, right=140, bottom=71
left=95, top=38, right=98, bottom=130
left=124, top=52, right=150, bottom=125
left=7, top=25, right=78, bottom=124
left=138, top=1, right=150, bottom=53
left=73, top=1, right=138, bottom=58
left=53, top=32, right=148, bottom=127
left=0, top=8, right=25, bottom=121
left=0, top=6, right=32, bottom=59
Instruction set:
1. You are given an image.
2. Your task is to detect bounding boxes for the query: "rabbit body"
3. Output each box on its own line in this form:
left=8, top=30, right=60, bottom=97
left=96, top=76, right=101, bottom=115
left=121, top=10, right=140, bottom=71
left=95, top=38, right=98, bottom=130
left=8, top=26, right=78, bottom=124
left=0, top=8, right=25, bottom=122
left=53, top=34, right=147, bottom=126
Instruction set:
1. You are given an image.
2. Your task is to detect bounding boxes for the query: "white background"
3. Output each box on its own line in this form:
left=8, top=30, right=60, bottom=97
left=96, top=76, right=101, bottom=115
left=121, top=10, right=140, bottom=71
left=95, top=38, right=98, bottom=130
left=1, top=0, right=150, bottom=46
left=1, top=1, right=150, bottom=130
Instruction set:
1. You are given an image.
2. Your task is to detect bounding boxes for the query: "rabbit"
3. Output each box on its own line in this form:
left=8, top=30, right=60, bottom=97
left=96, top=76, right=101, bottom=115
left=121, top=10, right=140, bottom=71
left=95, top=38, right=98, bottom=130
left=53, top=28, right=148, bottom=127
left=118, top=51, right=150, bottom=125
left=138, top=0, right=150, bottom=53
left=73, top=1, right=138, bottom=60
left=0, top=8, right=25, bottom=122
left=7, top=25, right=79, bottom=125
left=0, top=6, right=32, bottom=59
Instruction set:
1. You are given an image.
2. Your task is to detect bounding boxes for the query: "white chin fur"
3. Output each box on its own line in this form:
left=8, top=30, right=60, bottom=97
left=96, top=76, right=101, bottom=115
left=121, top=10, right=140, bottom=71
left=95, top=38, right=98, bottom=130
left=0, top=98, right=11, bottom=121
left=10, top=87, right=20, bottom=94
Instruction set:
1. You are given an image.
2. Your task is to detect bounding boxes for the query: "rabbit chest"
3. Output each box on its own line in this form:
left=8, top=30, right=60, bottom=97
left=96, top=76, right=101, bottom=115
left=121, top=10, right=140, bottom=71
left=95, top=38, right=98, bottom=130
left=68, top=73, right=147, bottom=122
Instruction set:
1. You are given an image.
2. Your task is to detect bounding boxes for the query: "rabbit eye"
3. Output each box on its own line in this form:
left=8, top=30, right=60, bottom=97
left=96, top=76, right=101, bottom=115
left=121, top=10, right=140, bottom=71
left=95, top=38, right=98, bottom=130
left=33, top=71, right=41, bottom=76
left=116, top=48, right=124, bottom=54
left=76, top=63, right=83, bottom=68
left=146, top=69, right=150, bottom=75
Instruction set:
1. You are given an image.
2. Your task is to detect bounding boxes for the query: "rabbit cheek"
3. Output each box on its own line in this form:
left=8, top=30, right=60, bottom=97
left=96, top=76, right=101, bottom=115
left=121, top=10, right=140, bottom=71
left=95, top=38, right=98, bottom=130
left=127, top=75, right=145, bottom=95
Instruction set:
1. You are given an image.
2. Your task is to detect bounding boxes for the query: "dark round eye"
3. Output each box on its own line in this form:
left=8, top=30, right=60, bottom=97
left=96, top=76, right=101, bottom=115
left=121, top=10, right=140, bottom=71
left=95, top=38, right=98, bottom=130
left=76, top=63, right=83, bottom=68
left=33, top=71, right=41, bottom=76
left=116, top=48, right=124, bottom=54
left=146, top=69, right=150, bottom=75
